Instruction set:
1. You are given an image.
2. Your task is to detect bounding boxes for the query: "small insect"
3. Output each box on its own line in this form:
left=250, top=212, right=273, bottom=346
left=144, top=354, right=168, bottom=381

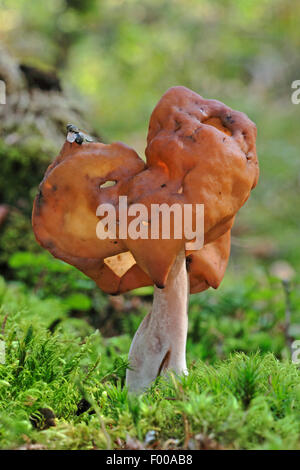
left=66, top=124, right=94, bottom=145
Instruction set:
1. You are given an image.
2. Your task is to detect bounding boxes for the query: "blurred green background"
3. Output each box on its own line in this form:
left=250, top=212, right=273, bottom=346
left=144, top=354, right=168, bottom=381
left=1, top=0, right=300, bottom=450
left=0, top=0, right=299, bottom=344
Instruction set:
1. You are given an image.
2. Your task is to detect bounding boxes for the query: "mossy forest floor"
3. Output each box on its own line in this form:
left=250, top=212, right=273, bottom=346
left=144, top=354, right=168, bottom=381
left=1, top=271, right=300, bottom=450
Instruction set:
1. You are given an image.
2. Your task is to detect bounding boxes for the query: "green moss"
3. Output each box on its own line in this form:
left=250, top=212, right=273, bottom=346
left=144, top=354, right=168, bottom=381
left=0, top=275, right=300, bottom=450
left=0, top=136, right=53, bottom=268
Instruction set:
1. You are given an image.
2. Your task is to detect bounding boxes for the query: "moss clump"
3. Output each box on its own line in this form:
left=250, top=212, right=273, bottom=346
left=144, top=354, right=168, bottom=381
left=0, top=208, right=40, bottom=267
left=0, top=138, right=54, bottom=215
left=0, top=276, right=300, bottom=450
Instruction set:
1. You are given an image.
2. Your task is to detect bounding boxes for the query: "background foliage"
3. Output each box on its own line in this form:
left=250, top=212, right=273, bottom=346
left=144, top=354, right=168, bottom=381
left=0, top=0, right=299, bottom=450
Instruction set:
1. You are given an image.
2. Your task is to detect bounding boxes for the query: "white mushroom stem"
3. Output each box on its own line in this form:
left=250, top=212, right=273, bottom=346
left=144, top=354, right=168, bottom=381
left=126, top=249, right=189, bottom=393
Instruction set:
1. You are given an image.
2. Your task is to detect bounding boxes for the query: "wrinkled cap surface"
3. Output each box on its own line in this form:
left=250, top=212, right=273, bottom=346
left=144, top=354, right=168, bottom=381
left=32, top=86, right=259, bottom=294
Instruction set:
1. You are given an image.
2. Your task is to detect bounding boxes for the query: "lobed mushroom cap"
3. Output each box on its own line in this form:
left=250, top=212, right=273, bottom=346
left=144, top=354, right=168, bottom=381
left=32, top=86, right=258, bottom=294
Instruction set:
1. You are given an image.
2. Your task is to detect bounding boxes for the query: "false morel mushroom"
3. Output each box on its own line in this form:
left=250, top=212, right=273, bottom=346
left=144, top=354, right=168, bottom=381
left=32, top=86, right=259, bottom=393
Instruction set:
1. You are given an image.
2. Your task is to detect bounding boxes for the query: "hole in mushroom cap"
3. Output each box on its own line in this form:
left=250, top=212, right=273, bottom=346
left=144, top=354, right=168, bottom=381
left=104, top=251, right=136, bottom=278
left=174, top=120, right=181, bottom=132
left=100, top=180, right=117, bottom=189
left=203, top=117, right=232, bottom=136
